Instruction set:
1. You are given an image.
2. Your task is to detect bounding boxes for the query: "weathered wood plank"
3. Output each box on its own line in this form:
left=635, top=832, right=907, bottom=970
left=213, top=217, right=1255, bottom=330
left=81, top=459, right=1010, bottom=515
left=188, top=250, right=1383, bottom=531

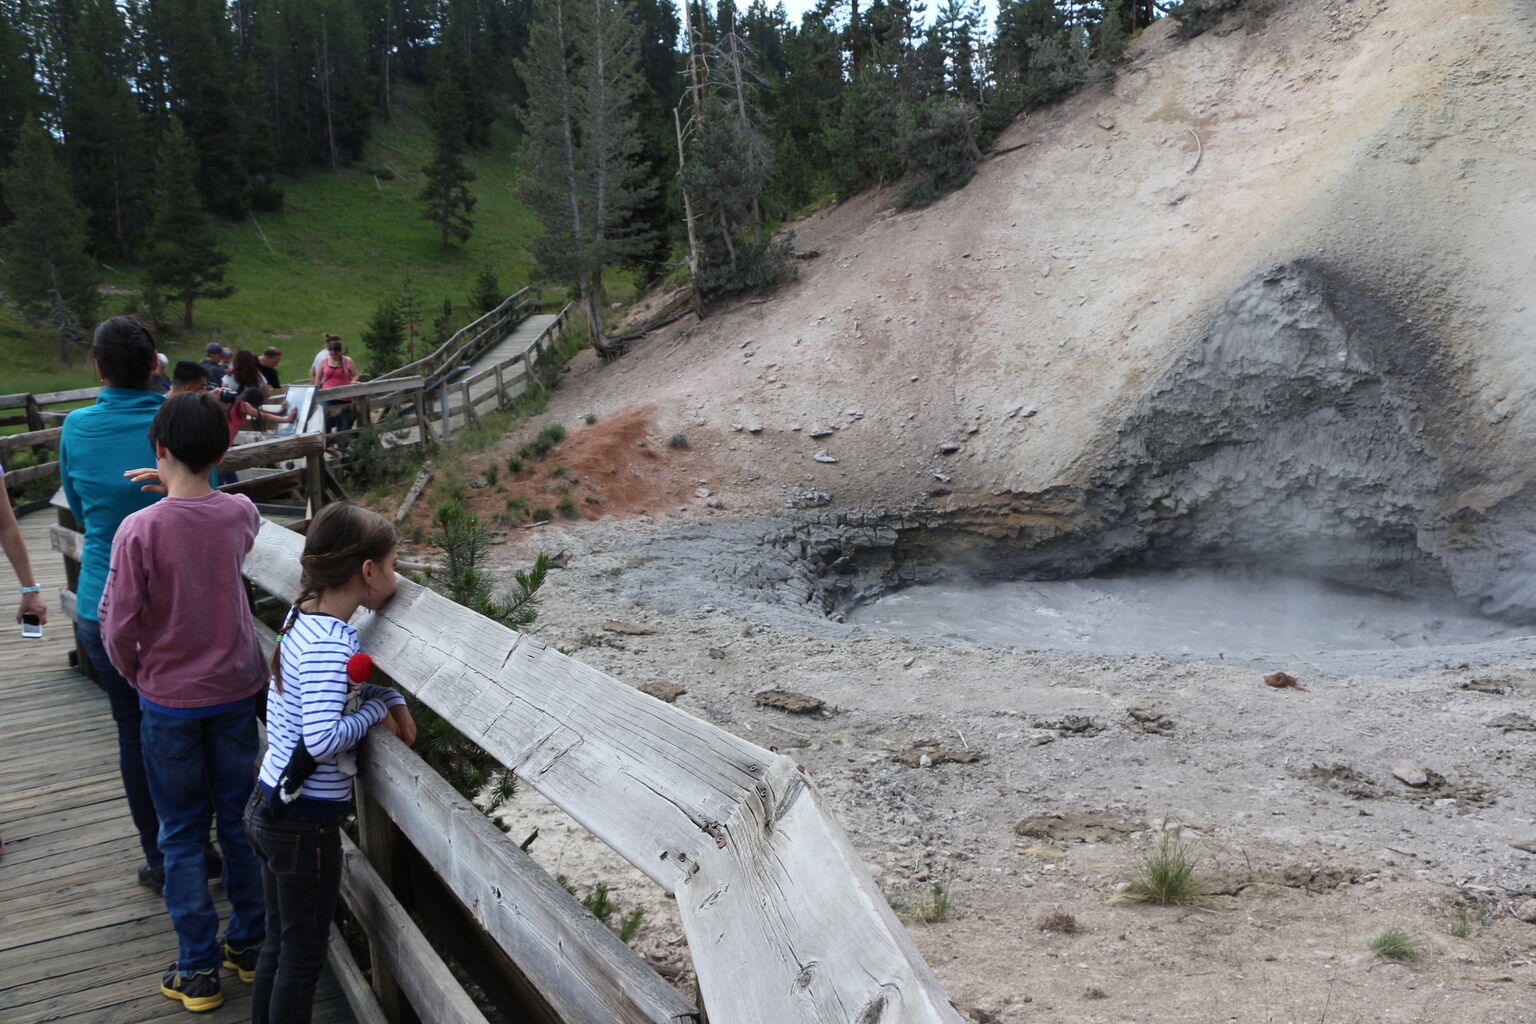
left=5, top=460, right=61, bottom=485
left=360, top=730, right=698, bottom=1024
left=241, top=522, right=963, bottom=1024
left=336, top=832, right=490, bottom=1024
left=32, top=385, right=102, bottom=405
left=394, top=462, right=433, bottom=524
left=221, top=432, right=325, bottom=473
left=0, top=426, right=62, bottom=452
left=327, top=926, right=389, bottom=1024
left=304, top=375, right=425, bottom=404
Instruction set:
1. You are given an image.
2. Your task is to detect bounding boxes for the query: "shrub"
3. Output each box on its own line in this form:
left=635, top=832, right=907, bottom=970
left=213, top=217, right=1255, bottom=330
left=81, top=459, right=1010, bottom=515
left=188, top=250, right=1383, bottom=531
left=1116, top=825, right=1209, bottom=905
left=484, top=465, right=498, bottom=486
left=584, top=412, right=597, bottom=425
left=549, top=462, right=567, bottom=478
left=531, top=505, right=553, bottom=521
left=556, top=494, right=577, bottom=517
left=1369, top=927, right=1422, bottom=962
left=668, top=433, right=689, bottom=450
left=538, top=423, right=567, bottom=446
left=1167, top=0, right=1246, bottom=38
left=507, top=454, right=523, bottom=474
left=1038, top=909, right=1078, bottom=934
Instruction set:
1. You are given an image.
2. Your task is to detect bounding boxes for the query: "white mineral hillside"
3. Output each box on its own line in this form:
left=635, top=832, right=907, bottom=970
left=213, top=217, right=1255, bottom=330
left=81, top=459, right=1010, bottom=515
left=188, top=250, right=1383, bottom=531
left=577, top=0, right=1536, bottom=618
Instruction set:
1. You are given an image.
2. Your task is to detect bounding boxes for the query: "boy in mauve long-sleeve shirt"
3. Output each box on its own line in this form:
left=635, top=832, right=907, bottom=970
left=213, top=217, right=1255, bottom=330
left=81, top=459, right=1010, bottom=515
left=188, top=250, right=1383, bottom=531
left=99, top=392, right=266, bottom=1013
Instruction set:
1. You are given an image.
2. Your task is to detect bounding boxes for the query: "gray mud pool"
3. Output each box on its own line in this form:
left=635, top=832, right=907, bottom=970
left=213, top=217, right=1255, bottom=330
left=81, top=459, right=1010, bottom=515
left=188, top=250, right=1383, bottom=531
left=846, top=569, right=1528, bottom=658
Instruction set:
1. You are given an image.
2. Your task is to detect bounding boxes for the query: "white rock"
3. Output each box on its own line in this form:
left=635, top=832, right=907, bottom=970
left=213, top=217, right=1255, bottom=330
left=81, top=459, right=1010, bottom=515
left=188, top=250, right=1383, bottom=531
left=1392, top=760, right=1429, bottom=787
left=813, top=450, right=839, bottom=463
left=1515, top=900, right=1536, bottom=923
left=694, top=487, right=711, bottom=498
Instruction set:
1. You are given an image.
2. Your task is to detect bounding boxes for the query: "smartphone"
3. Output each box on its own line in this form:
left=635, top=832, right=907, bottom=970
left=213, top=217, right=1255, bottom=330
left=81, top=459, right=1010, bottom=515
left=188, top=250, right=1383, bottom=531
left=20, top=613, right=42, bottom=639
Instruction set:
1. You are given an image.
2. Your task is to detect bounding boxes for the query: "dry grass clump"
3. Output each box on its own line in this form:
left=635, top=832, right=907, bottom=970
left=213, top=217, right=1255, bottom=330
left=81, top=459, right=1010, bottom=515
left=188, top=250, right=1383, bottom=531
left=1037, top=909, right=1078, bottom=934
left=1369, top=927, right=1422, bottom=962
left=1115, top=824, right=1211, bottom=906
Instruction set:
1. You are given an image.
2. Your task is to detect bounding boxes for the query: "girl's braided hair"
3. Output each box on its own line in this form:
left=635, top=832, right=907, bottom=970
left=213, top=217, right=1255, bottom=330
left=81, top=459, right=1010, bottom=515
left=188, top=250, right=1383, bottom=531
left=271, top=502, right=396, bottom=693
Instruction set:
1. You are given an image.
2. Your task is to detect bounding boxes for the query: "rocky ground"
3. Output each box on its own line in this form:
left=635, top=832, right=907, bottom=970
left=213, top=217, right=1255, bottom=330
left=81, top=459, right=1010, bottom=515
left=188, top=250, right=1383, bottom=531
left=387, top=0, right=1536, bottom=1019
left=466, top=509, right=1536, bottom=1024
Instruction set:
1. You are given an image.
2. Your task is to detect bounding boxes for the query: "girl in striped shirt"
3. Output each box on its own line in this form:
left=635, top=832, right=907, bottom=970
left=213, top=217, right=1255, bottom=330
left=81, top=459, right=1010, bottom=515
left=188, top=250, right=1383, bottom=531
left=243, top=502, right=415, bottom=1024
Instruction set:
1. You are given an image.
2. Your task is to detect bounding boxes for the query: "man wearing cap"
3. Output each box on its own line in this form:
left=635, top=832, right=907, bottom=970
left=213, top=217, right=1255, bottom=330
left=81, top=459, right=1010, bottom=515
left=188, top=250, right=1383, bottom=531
left=199, top=343, right=227, bottom=387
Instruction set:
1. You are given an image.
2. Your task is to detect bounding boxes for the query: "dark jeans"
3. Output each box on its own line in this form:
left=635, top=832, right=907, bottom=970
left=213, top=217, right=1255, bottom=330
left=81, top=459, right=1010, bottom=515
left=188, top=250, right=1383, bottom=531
left=75, top=618, right=161, bottom=868
left=321, top=401, right=353, bottom=434
left=244, top=789, right=345, bottom=1024
left=141, top=705, right=265, bottom=972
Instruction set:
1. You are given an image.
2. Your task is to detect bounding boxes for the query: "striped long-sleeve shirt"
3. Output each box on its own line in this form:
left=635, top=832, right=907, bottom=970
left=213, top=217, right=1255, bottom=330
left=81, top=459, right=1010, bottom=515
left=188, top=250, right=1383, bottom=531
left=257, top=611, right=404, bottom=813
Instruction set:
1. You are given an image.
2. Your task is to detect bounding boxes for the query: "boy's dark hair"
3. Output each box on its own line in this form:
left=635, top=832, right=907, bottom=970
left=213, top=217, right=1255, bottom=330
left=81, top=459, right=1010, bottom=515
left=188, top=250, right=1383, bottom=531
left=147, top=392, right=229, bottom=473
left=172, top=360, right=206, bottom=386
left=92, top=315, right=156, bottom=390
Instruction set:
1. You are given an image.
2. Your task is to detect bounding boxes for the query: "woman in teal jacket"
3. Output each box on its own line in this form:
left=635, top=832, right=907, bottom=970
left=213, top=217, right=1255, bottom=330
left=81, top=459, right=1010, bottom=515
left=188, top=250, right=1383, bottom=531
left=59, top=315, right=167, bottom=891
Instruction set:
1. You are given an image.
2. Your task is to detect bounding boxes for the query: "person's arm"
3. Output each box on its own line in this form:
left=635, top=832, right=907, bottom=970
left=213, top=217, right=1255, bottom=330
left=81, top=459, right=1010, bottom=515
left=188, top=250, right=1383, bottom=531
left=346, top=356, right=358, bottom=384
left=0, top=482, right=46, bottom=624
left=97, top=522, right=147, bottom=684
left=299, top=638, right=388, bottom=759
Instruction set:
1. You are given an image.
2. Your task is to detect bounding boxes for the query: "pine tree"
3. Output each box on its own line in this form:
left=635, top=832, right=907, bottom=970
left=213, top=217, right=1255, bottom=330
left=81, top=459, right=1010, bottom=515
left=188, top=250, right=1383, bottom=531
left=517, top=0, right=653, bottom=358
left=433, top=296, right=454, bottom=344
left=361, top=296, right=404, bottom=374
left=144, top=119, right=234, bottom=329
left=470, top=263, right=501, bottom=314
left=417, top=77, right=476, bottom=247
left=0, top=122, right=100, bottom=359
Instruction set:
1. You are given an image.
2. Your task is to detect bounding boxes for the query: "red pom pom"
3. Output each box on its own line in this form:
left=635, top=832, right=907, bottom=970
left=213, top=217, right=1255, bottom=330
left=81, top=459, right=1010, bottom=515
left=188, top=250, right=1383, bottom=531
left=347, top=653, right=374, bottom=683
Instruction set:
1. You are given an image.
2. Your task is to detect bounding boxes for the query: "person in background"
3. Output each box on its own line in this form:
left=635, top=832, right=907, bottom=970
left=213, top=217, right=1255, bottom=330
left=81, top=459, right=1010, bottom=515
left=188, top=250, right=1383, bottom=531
left=309, top=333, right=342, bottom=379
left=228, top=387, right=294, bottom=443
left=0, top=466, right=48, bottom=628
left=58, top=315, right=167, bottom=892
left=223, top=349, right=269, bottom=399
left=99, top=392, right=267, bottom=1013
left=312, top=338, right=358, bottom=435
left=171, top=361, right=209, bottom=395
left=257, top=348, right=283, bottom=392
left=199, top=343, right=227, bottom=387
left=151, top=353, right=173, bottom=394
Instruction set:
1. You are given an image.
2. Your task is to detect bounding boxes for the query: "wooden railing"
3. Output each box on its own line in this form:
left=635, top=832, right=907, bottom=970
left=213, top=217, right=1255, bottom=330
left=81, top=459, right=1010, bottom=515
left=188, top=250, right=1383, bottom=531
left=375, top=287, right=541, bottom=388
left=1, top=294, right=571, bottom=497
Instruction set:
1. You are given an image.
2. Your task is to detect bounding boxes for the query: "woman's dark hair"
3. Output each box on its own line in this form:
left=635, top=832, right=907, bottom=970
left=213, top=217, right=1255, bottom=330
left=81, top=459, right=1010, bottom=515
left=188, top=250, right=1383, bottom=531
left=92, top=315, right=156, bottom=390
left=271, top=502, right=396, bottom=692
left=327, top=339, right=344, bottom=355
left=147, top=392, right=229, bottom=473
left=231, top=349, right=263, bottom=390
left=234, top=386, right=269, bottom=433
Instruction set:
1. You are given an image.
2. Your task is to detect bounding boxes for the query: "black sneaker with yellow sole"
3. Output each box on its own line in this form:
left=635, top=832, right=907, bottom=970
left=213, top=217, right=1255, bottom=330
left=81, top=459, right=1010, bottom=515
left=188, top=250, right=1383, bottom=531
left=222, top=942, right=259, bottom=984
left=159, top=963, right=223, bottom=1012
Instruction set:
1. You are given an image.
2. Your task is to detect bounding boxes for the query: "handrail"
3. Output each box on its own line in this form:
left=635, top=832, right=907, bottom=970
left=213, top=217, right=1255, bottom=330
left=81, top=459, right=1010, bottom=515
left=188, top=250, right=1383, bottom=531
left=375, top=287, right=536, bottom=385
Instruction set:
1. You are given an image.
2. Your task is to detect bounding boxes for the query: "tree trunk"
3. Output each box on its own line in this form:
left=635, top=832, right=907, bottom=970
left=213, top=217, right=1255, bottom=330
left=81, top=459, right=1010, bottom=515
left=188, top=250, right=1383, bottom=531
left=673, top=105, right=705, bottom=319
left=584, top=272, right=616, bottom=358
left=183, top=296, right=195, bottom=330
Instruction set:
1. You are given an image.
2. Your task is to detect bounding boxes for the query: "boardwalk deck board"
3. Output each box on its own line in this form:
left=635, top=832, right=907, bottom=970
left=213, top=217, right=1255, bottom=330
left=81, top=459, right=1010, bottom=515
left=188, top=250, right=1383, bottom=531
left=0, top=513, right=354, bottom=1024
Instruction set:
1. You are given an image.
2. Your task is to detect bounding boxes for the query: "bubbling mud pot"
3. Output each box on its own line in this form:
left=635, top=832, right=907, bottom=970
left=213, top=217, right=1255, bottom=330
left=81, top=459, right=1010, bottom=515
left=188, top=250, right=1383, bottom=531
left=846, top=568, right=1529, bottom=659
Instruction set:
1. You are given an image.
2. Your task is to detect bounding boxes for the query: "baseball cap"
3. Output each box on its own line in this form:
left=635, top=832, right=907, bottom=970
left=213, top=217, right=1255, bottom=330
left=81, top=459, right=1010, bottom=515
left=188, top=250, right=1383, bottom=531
left=205, top=342, right=226, bottom=356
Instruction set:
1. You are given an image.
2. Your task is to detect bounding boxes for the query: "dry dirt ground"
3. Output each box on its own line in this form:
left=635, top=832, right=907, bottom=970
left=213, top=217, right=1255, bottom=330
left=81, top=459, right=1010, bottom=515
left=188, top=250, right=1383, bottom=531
left=393, top=1, right=1536, bottom=1020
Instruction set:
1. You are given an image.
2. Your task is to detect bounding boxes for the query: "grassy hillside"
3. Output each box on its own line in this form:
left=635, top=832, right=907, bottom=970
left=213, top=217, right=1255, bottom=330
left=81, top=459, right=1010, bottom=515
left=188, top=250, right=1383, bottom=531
left=2, top=85, right=564, bottom=394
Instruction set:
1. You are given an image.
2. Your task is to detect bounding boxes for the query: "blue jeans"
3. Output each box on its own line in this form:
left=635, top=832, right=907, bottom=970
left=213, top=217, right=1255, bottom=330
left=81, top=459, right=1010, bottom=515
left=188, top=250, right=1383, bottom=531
left=141, top=704, right=265, bottom=972
left=244, top=788, right=345, bottom=1024
left=75, top=618, right=161, bottom=868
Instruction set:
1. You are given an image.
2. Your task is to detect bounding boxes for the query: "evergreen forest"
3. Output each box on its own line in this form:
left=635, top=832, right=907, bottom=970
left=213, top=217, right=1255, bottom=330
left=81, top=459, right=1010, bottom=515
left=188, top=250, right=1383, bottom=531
left=0, top=0, right=1213, bottom=382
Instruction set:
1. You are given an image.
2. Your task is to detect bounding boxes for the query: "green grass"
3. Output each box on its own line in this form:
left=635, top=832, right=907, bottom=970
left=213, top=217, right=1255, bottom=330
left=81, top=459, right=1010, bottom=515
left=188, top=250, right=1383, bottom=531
left=1369, top=927, right=1422, bottom=962
left=0, top=84, right=635, bottom=393
left=1116, top=825, right=1210, bottom=906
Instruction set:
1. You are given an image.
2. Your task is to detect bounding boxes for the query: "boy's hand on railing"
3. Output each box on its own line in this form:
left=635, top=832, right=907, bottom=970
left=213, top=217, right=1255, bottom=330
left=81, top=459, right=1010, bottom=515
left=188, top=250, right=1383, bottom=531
left=123, top=467, right=167, bottom=494
left=383, top=704, right=417, bottom=747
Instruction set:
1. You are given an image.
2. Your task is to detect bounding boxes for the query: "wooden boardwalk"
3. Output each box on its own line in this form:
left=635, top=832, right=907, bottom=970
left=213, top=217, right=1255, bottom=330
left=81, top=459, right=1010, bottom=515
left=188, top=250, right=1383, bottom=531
left=443, top=313, right=558, bottom=434
left=0, top=512, right=354, bottom=1024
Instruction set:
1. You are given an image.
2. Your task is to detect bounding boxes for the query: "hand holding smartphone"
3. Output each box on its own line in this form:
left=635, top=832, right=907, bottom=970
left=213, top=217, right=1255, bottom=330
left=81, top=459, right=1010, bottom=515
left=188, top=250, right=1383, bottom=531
left=20, top=613, right=42, bottom=639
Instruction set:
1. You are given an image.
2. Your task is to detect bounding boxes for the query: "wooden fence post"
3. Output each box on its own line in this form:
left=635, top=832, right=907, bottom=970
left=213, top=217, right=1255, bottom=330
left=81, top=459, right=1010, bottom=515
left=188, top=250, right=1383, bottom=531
left=494, top=364, right=506, bottom=410
left=355, top=783, right=416, bottom=1024
left=306, top=451, right=327, bottom=520
left=414, top=391, right=432, bottom=449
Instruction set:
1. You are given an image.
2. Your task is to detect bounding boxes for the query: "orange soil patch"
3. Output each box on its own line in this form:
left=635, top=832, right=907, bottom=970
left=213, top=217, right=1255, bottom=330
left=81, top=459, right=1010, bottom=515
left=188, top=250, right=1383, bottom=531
left=415, top=404, right=707, bottom=533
